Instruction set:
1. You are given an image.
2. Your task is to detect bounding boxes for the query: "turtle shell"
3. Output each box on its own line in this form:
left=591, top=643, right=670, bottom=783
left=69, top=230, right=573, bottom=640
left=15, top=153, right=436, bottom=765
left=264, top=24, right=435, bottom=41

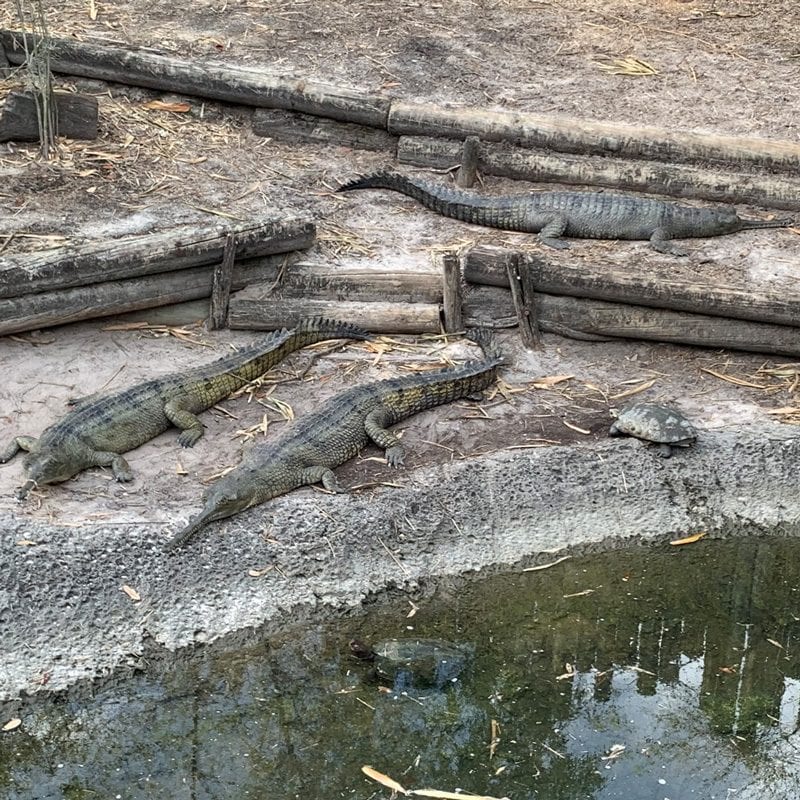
left=609, top=402, right=697, bottom=447
left=371, top=638, right=470, bottom=689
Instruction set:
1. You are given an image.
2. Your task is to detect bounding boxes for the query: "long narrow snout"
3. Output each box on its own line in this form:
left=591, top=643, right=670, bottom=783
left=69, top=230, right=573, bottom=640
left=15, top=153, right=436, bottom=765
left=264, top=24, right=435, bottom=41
left=165, top=505, right=220, bottom=551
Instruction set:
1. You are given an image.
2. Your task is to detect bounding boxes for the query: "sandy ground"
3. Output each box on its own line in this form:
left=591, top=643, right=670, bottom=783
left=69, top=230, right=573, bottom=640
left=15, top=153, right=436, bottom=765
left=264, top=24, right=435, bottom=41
left=1, top=0, right=800, bottom=698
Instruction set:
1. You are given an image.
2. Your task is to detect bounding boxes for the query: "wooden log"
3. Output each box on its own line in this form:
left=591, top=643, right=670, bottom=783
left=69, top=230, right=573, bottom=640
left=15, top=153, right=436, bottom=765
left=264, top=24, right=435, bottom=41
left=250, top=262, right=442, bottom=304
left=455, top=135, right=480, bottom=188
left=252, top=108, right=397, bottom=152
left=463, top=285, right=800, bottom=357
left=388, top=101, right=800, bottom=173
left=0, top=255, right=292, bottom=337
left=505, top=254, right=542, bottom=349
left=228, top=292, right=441, bottom=334
left=397, top=136, right=800, bottom=212
left=0, top=30, right=390, bottom=127
left=463, top=244, right=800, bottom=329
left=0, top=90, right=98, bottom=142
left=0, top=42, right=11, bottom=77
left=0, top=215, right=315, bottom=300
left=208, top=232, right=236, bottom=330
left=106, top=300, right=210, bottom=327
left=440, top=251, right=463, bottom=333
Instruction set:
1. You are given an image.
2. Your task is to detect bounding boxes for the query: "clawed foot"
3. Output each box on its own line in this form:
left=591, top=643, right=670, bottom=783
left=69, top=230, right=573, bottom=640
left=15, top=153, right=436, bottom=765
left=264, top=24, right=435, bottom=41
left=177, top=428, right=204, bottom=448
left=385, top=446, right=405, bottom=468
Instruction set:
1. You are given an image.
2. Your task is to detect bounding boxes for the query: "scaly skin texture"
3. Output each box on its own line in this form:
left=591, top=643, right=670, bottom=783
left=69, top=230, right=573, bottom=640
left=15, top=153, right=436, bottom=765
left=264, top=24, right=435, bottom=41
left=337, top=171, right=793, bottom=256
left=166, top=331, right=503, bottom=550
left=1, top=317, right=370, bottom=498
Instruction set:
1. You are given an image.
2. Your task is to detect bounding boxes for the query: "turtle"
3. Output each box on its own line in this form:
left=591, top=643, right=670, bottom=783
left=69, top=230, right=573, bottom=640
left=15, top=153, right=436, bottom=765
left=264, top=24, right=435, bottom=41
left=609, top=402, right=697, bottom=458
left=349, top=637, right=471, bottom=690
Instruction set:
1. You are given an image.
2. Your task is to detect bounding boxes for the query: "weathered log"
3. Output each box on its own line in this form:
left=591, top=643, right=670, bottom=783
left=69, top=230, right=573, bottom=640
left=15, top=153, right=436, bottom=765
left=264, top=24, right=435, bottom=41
left=255, top=263, right=442, bottom=304
left=208, top=233, right=236, bottom=330
left=505, top=254, right=542, bottom=349
left=464, top=244, right=800, bottom=328
left=455, top=135, right=480, bottom=188
left=440, top=251, right=463, bottom=333
left=463, top=285, right=800, bottom=357
left=228, top=292, right=441, bottom=334
left=0, top=90, right=98, bottom=142
left=0, top=215, right=315, bottom=300
left=0, top=255, right=290, bottom=337
left=107, top=300, right=210, bottom=327
left=388, top=101, right=800, bottom=173
left=252, top=108, right=397, bottom=152
left=0, top=30, right=390, bottom=127
left=397, top=136, right=800, bottom=212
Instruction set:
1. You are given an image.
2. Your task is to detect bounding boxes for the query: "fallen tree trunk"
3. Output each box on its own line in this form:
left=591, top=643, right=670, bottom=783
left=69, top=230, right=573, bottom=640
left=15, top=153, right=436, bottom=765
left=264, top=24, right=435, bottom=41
left=398, top=136, right=800, bottom=212
left=0, top=90, right=98, bottom=142
left=252, top=108, right=397, bottom=152
left=0, top=215, right=315, bottom=299
left=0, top=255, right=291, bottom=336
left=388, top=101, right=800, bottom=173
left=463, top=245, right=800, bottom=328
left=0, top=30, right=390, bottom=127
left=463, top=285, right=800, bottom=357
left=228, top=293, right=441, bottom=334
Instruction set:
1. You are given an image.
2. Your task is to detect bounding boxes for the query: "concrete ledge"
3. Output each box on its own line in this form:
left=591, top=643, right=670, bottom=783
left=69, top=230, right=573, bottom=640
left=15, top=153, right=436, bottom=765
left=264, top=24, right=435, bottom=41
left=2, top=426, right=799, bottom=701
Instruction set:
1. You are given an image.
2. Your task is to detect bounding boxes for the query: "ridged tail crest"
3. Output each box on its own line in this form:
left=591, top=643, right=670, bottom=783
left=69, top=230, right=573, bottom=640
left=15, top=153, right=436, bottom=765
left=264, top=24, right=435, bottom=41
left=336, top=170, right=405, bottom=193
left=291, top=316, right=372, bottom=343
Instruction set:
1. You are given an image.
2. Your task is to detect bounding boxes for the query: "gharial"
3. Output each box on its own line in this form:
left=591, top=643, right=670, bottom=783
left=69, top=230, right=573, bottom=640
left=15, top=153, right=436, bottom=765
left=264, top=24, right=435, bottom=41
left=1, top=317, right=370, bottom=499
left=165, top=329, right=504, bottom=550
left=337, top=170, right=793, bottom=256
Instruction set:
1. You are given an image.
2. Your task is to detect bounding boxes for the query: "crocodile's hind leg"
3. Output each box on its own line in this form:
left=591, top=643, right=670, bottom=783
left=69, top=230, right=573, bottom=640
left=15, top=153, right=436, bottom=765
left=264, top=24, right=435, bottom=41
left=1, top=436, right=38, bottom=463
left=536, top=215, right=571, bottom=250
left=90, top=450, right=134, bottom=482
left=300, top=465, right=345, bottom=492
left=164, top=400, right=205, bottom=448
left=649, top=228, right=688, bottom=257
left=364, top=409, right=405, bottom=467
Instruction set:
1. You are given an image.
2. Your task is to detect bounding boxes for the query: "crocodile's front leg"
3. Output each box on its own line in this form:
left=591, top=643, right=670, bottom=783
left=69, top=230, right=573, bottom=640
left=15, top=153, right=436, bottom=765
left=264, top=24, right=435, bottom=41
left=536, top=215, right=571, bottom=250
left=0, top=436, right=38, bottom=463
left=164, top=399, right=205, bottom=448
left=364, top=408, right=405, bottom=467
left=300, top=465, right=345, bottom=492
left=91, top=450, right=134, bottom=482
left=649, top=228, right=688, bottom=257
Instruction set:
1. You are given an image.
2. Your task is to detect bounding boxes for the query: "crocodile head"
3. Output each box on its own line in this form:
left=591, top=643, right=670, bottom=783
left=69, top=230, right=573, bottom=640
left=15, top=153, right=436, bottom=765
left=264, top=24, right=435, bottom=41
left=22, top=450, right=83, bottom=489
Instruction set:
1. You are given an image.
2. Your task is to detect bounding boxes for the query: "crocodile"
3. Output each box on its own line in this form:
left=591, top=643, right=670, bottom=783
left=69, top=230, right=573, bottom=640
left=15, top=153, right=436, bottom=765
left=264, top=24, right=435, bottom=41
left=166, top=329, right=503, bottom=549
left=337, top=171, right=793, bottom=256
left=1, top=317, right=370, bottom=499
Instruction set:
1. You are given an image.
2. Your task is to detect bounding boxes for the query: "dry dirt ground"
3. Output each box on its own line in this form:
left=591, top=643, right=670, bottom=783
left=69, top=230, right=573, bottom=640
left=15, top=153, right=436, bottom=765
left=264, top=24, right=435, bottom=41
left=1, top=0, right=800, bottom=530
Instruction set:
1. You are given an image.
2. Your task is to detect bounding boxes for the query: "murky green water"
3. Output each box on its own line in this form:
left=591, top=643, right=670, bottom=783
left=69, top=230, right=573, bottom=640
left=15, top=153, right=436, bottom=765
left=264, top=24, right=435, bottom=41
left=3, top=537, right=800, bottom=800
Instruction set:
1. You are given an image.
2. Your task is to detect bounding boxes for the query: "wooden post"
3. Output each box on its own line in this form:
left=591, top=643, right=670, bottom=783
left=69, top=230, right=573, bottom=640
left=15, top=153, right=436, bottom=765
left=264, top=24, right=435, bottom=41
left=505, top=254, right=542, bottom=349
left=455, top=135, right=480, bottom=188
left=208, top=233, right=236, bottom=330
left=440, top=251, right=463, bottom=333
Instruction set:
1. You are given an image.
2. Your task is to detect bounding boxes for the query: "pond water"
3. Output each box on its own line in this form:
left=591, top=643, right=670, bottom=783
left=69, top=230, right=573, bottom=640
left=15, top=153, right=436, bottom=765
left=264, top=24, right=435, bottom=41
left=3, top=537, right=800, bottom=800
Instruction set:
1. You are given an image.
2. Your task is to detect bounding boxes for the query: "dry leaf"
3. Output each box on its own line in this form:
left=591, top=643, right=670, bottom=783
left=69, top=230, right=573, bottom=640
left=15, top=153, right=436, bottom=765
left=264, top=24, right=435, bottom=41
left=121, top=584, right=141, bottom=602
left=489, top=718, right=501, bottom=758
left=700, top=368, right=767, bottom=389
left=610, top=378, right=657, bottom=401
left=532, top=374, right=573, bottom=389
left=563, top=589, right=595, bottom=598
left=766, top=638, right=784, bottom=650
left=563, top=420, right=591, bottom=435
left=143, top=100, right=192, bottom=113
left=523, top=555, right=571, bottom=572
left=361, top=766, right=408, bottom=795
left=597, top=56, right=658, bottom=76
left=411, top=789, right=510, bottom=800
left=2, top=718, right=21, bottom=732
left=669, top=531, right=706, bottom=546
left=248, top=566, right=274, bottom=578
left=15, top=539, right=37, bottom=547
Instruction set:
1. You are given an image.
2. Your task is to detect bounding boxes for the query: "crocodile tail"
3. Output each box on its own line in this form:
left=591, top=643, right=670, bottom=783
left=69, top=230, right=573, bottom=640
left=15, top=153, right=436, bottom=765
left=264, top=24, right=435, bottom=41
left=465, top=327, right=506, bottom=364
left=336, top=170, right=403, bottom=193
left=291, top=316, right=372, bottom=342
